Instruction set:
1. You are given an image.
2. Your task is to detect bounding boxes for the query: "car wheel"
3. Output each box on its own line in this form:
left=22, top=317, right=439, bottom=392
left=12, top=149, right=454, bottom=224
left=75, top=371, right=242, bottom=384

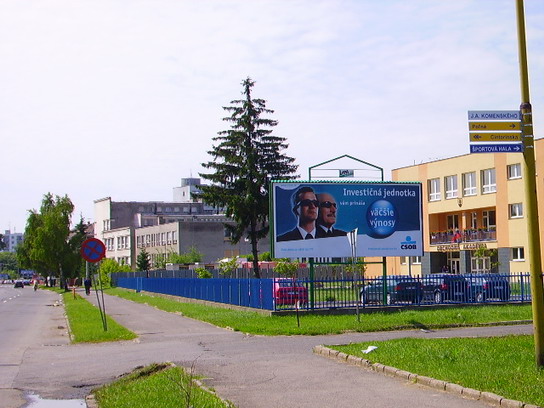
left=434, top=291, right=443, bottom=304
left=475, top=292, right=485, bottom=303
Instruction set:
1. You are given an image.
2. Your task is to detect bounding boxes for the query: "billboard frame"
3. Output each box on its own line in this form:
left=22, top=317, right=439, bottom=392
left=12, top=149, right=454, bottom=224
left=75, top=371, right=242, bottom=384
left=270, top=180, right=423, bottom=260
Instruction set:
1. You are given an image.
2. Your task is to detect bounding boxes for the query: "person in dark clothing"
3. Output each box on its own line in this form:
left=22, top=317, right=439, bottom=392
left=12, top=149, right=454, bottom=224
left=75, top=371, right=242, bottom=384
left=84, top=278, right=92, bottom=295
left=277, top=186, right=319, bottom=241
left=316, top=192, right=347, bottom=238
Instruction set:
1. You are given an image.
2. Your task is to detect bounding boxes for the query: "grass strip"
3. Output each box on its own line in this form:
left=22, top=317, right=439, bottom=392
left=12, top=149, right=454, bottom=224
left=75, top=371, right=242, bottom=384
left=93, top=363, right=235, bottom=408
left=62, top=291, right=137, bottom=343
left=107, top=287, right=532, bottom=336
left=333, top=335, right=544, bottom=407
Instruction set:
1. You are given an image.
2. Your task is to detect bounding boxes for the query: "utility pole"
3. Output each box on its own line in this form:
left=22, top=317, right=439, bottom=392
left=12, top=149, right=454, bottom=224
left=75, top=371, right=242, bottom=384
left=516, top=0, right=544, bottom=367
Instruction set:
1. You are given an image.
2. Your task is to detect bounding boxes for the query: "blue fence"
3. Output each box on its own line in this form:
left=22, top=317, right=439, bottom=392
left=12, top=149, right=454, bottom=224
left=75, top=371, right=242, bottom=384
left=118, top=277, right=275, bottom=310
left=116, top=273, right=531, bottom=312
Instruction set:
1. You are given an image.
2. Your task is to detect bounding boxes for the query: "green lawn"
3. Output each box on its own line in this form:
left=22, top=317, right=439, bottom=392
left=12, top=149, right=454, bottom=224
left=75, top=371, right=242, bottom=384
left=333, top=335, right=544, bottom=407
left=62, top=291, right=137, bottom=343
left=106, top=287, right=532, bottom=336
left=56, top=286, right=540, bottom=407
left=93, top=363, right=235, bottom=408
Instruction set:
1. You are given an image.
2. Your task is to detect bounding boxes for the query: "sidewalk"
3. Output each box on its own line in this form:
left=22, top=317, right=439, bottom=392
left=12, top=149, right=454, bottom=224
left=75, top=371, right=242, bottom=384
left=12, top=290, right=536, bottom=408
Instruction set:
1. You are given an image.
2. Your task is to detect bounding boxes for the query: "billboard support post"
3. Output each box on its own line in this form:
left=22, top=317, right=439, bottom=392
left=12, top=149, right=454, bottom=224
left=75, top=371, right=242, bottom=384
left=348, top=228, right=360, bottom=322
left=309, top=258, right=315, bottom=310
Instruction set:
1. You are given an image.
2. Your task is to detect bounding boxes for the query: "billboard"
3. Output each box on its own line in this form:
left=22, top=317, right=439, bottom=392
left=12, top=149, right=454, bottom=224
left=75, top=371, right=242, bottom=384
left=271, top=181, right=423, bottom=258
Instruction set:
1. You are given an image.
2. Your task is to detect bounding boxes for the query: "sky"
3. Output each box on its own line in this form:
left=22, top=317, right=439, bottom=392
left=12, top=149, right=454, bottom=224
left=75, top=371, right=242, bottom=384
left=1, top=0, right=544, bottom=233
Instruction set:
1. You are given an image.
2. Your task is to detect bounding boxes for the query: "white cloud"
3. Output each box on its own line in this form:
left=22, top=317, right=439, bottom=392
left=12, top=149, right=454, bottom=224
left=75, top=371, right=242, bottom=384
left=1, top=0, right=543, bottom=232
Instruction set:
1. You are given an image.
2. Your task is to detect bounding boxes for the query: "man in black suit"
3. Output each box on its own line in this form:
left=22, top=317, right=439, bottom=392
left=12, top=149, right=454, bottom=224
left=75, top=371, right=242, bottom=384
left=316, top=192, right=347, bottom=238
left=277, top=186, right=319, bottom=241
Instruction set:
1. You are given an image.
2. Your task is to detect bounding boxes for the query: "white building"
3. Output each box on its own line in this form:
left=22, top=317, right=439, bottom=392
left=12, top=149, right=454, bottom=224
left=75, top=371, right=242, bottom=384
left=2, top=230, right=23, bottom=252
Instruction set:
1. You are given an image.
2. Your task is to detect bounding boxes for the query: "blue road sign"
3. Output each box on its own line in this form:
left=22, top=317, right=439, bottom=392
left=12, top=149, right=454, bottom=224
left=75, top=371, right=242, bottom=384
left=470, top=143, right=524, bottom=154
left=468, top=110, right=521, bottom=121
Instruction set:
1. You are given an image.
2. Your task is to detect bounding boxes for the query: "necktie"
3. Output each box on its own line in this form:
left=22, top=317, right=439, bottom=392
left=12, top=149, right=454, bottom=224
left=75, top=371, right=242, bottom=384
left=327, top=229, right=333, bottom=236
left=305, top=234, right=313, bottom=239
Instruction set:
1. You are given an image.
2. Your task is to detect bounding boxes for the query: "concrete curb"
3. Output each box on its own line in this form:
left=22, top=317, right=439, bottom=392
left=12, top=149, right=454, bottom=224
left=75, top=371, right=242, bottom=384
left=85, top=394, right=98, bottom=408
left=313, top=345, right=541, bottom=408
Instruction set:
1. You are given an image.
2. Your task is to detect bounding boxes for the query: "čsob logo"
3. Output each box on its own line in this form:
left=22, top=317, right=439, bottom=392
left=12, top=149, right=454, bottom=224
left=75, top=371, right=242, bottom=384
left=401, top=235, right=418, bottom=250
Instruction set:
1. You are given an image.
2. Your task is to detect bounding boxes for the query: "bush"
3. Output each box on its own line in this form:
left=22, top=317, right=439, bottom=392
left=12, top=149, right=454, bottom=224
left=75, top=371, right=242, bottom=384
left=194, top=267, right=212, bottom=279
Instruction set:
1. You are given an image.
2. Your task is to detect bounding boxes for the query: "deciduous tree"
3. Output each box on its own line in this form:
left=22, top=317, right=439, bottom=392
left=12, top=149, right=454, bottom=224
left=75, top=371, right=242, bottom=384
left=17, top=193, right=85, bottom=288
left=199, top=77, right=298, bottom=278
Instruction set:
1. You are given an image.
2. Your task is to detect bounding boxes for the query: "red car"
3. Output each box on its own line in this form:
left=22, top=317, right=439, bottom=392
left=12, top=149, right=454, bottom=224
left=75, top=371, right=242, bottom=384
left=273, top=278, right=308, bottom=306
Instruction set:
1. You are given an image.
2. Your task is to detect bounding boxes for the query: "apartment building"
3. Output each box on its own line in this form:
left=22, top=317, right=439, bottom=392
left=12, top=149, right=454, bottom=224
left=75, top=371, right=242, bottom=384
left=1, top=230, right=23, bottom=252
left=390, top=141, right=544, bottom=277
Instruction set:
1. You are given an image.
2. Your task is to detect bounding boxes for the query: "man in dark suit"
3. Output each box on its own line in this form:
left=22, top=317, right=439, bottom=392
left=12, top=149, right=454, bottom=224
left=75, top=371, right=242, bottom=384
left=277, top=186, right=319, bottom=241
left=316, top=192, right=347, bottom=238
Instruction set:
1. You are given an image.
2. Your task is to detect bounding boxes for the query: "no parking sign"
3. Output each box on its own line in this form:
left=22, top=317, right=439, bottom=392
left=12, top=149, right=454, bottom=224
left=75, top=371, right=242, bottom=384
left=80, top=238, right=106, bottom=263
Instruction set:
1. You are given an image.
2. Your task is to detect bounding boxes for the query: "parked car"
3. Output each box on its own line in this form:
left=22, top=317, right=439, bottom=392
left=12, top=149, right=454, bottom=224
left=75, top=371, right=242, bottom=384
left=421, top=273, right=469, bottom=303
left=466, top=274, right=511, bottom=302
left=14, top=280, right=24, bottom=288
left=361, top=275, right=423, bottom=305
left=273, top=278, right=308, bottom=306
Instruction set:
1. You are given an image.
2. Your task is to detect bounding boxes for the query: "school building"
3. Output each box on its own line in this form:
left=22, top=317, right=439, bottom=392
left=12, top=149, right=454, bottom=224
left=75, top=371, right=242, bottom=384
left=386, top=139, right=544, bottom=277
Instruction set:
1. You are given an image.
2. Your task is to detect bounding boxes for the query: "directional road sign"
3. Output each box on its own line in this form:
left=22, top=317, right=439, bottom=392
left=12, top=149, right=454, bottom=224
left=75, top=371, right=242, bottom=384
left=468, top=121, right=521, bottom=131
left=81, top=238, right=106, bottom=263
left=468, top=110, right=521, bottom=121
left=468, top=109, right=522, bottom=154
left=470, top=144, right=523, bottom=154
left=470, top=133, right=522, bottom=142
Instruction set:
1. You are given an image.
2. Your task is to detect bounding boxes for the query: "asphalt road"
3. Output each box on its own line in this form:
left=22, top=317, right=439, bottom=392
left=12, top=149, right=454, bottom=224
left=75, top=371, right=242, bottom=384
left=1, top=286, right=535, bottom=408
left=0, top=284, right=70, bottom=407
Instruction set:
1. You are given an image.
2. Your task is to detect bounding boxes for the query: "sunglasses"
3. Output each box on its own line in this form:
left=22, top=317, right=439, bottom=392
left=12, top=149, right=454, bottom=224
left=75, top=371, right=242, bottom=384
left=320, top=201, right=337, bottom=209
left=297, top=199, right=319, bottom=208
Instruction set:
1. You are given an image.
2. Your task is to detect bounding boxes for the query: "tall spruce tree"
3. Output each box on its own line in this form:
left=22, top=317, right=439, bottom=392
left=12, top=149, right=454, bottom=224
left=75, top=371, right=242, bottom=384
left=199, top=77, right=297, bottom=278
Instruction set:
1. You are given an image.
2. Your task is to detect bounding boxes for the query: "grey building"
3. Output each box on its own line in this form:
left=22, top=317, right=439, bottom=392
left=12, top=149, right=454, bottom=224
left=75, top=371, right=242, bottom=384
left=94, top=178, right=262, bottom=268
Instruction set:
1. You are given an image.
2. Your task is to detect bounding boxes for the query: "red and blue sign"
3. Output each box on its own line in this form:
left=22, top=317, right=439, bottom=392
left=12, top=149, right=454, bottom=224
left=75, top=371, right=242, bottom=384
left=80, top=238, right=106, bottom=263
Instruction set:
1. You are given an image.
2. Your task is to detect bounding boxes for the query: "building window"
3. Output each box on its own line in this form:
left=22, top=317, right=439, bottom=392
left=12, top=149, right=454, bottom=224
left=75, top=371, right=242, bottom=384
left=509, top=203, right=523, bottom=218
left=483, top=210, right=496, bottom=229
left=512, top=247, right=525, bottom=261
left=462, top=172, right=476, bottom=196
left=507, top=163, right=522, bottom=180
left=470, top=212, right=478, bottom=229
left=400, top=256, right=407, bottom=265
left=428, top=178, right=441, bottom=201
left=471, top=253, right=491, bottom=273
left=481, top=168, right=496, bottom=194
left=411, top=256, right=421, bottom=264
left=445, top=175, right=458, bottom=199
left=447, top=214, right=459, bottom=230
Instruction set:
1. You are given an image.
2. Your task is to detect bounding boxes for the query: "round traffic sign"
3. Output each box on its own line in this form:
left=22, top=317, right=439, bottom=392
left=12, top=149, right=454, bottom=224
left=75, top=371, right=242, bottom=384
left=81, top=238, right=106, bottom=263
